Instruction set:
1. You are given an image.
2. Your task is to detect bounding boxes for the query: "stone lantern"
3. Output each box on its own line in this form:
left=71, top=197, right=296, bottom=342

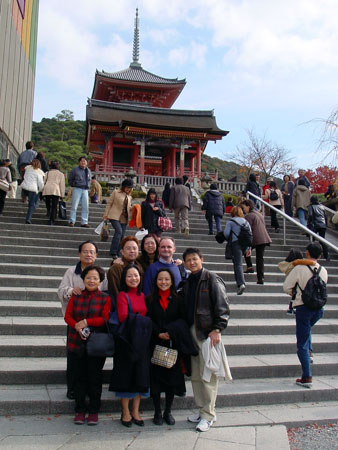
left=125, top=166, right=137, bottom=187
left=107, top=176, right=121, bottom=192
left=201, top=172, right=213, bottom=189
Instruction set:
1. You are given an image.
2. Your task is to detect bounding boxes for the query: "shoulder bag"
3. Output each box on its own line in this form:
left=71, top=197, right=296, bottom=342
left=86, top=319, right=115, bottom=358
left=151, top=340, right=178, bottom=369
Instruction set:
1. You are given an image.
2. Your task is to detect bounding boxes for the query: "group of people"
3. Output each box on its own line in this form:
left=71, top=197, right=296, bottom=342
left=58, top=236, right=230, bottom=431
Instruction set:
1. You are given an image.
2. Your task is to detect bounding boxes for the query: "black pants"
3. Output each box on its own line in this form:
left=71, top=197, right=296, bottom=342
left=152, top=389, right=175, bottom=414
left=45, top=195, right=59, bottom=221
left=245, top=244, right=266, bottom=282
left=68, top=350, right=105, bottom=414
left=314, top=228, right=329, bottom=259
left=271, top=205, right=281, bottom=229
left=0, top=190, right=6, bottom=214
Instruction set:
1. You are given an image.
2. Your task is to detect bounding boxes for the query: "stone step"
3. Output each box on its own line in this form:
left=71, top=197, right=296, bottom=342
left=1, top=334, right=337, bottom=358
left=0, top=352, right=337, bottom=385
left=1, top=376, right=338, bottom=416
left=2, top=299, right=338, bottom=320
left=1, top=316, right=337, bottom=336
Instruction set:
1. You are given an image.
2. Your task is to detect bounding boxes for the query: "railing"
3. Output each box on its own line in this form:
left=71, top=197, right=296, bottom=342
left=247, top=191, right=338, bottom=253
left=216, top=180, right=247, bottom=194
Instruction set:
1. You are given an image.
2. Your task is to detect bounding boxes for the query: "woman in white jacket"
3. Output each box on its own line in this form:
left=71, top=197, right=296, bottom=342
left=42, top=160, right=65, bottom=225
left=21, top=159, right=45, bottom=224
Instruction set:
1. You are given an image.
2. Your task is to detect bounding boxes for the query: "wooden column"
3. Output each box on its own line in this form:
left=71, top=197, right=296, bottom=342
left=190, top=155, right=195, bottom=177
left=166, top=151, right=171, bottom=177
left=108, top=138, right=113, bottom=171
left=132, top=145, right=138, bottom=170
left=196, top=143, right=201, bottom=178
left=180, top=142, right=185, bottom=177
left=171, top=148, right=176, bottom=177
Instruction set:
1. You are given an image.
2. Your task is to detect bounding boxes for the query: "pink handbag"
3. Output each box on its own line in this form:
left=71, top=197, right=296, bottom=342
left=158, top=216, right=172, bottom=231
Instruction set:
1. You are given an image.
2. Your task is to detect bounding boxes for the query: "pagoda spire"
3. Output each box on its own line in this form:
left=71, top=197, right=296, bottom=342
left=130, top=8, right=142, bottom=69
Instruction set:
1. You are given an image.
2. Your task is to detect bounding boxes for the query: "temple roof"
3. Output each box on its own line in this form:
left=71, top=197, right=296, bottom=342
left=87, top=99, right=228, bottom=136
left=96, top=67, right=186, bottom=85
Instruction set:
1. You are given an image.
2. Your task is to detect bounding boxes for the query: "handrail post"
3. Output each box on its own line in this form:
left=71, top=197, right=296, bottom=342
left=283, top=215, right=286, bottom=246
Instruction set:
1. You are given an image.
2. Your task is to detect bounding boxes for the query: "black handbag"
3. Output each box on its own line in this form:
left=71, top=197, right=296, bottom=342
left=86, top=320, right=115, bottom=358
left=58, top=200, right=67, bottom=220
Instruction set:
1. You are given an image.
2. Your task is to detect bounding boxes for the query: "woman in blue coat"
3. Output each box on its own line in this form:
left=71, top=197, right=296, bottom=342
left=202, top=184, right=225, bottom=235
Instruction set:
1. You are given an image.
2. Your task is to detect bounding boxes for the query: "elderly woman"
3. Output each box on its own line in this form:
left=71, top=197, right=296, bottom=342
left=42, top=160, right=65, bottom=225
left=20, top=159, right=45, bottom=224
left=241, top=199, right=272, bottom=284
left=224, top=206, right=252, bottom=295
left=64, top=264, right=110, bottom=426
left=103, top=179, right=133, bottom=259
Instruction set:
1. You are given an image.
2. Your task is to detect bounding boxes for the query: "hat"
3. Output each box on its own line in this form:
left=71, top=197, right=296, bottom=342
left=267, top=177, right=274, bottom=182
left=121, top=178, right=133, bottom=188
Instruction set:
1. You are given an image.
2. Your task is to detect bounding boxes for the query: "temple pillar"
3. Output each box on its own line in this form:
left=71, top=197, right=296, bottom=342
left=104, top=137, right=113, bottom=171
left=196, top=143, right=201, bottom=178
left=190, top=155, right=195, bottom=177
left=132, top=146, right=138, bottom=170
left=180, top=142, right=185, bottom=177
left=139, top=140, right=145, bottom=183
left=166, top=151, right=171, bottom=177
left=171, top=148, right=176, bottom=178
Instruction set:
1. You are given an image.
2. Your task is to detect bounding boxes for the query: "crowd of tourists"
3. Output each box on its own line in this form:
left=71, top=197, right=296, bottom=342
left=0, top=145, right=332, bottom=428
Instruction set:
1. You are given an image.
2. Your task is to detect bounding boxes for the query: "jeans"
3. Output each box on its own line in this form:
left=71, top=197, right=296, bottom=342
left=283, top=194, right=292, bottom=217
left=231, top=240, right=245, bottom=287
left=26, top=191, right=39, bottom=222
left=109, top=220, right=127, bottom=256
left=245, top=244, right=266, bottom=282
left=69, top=187, right=89, bottom=225
left=297, top=208, right=306, bottom=226
left=295, top=306, right=323, bottom=378
left=207, top=215, right=222, bottom=234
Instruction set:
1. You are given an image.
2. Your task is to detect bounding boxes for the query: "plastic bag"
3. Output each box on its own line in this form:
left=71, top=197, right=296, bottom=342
left=94, top=221, right=105, bottom=235
left=135, top=229, right=148, bottom=240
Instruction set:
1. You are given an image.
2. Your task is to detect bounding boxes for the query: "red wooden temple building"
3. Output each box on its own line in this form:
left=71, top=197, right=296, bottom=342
left=85, top=9, right=228, bottom=180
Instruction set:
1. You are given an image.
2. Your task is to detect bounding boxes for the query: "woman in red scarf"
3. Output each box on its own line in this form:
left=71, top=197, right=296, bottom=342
left=146, top=269, right=186, bottom=426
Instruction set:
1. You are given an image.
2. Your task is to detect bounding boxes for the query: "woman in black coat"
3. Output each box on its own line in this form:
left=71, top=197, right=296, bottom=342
left=146, top=269, right=186, bottom=426
left=141, top=188, right=165, bottom=238
left=245, top=173, right=261, bottom=209
left=201, top=183, right=225, bottom=235
left=161, top=182, right=171, bottom=208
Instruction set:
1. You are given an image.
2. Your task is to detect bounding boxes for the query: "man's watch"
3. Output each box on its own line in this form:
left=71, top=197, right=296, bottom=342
left=214, top=329, right=221, bottom=333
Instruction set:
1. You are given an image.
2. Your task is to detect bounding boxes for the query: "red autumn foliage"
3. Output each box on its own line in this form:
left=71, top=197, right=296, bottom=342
left=304, top=166, right=338, bottom=193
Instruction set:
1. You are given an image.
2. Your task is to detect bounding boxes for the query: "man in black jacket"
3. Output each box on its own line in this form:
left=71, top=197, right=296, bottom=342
left=181, top=247, right=230, bottom=432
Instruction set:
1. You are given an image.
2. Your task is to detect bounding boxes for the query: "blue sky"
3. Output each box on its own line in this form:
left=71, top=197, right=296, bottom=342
left=33, top=0, right=338, bottom=170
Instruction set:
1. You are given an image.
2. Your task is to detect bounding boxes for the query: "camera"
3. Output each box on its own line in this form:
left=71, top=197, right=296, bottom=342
left=81, top=327, right=90, bottom=338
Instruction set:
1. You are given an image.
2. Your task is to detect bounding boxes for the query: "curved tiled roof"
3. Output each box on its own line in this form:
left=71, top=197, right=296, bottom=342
left=96, top=65, right=186, bottom=85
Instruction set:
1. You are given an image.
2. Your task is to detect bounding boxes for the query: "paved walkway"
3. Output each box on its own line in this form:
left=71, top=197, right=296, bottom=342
left=0, top=409, right=290, bottom=450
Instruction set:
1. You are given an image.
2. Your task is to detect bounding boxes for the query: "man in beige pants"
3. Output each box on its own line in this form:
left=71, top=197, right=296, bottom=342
left=181, top=247, right=230, bottom=432
left=169, top=177, right=191, bottom=235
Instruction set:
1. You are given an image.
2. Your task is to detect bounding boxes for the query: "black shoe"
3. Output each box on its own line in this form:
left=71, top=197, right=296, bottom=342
left=153, top=412, right=163, bottom=425
left=257, top=280, right=264, bottom=285
left=25, top=220, right=32, bottom=224
left=163, top=411, right=175, bottom=425
left=208, top=232, right=214, bottom=235
left=66, top=390, right=75, bottom=400
left=131, top=416, right=144, bottom=427
left=244, top=267, right=254, bottom=274
left=120, top=416, right=132, bottom=428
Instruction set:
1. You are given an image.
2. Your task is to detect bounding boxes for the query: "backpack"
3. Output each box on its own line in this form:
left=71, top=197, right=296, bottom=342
left=269, top=189, right=279, bottom=201
left=231, top=219, right=253, bottom=249
left=298, top=266, right=327, bottom=310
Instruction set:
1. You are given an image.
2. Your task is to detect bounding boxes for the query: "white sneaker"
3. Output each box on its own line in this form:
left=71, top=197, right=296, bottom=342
left=196, top=418, right=214, bottom=432
left=187, top=413, right=201, bottom=423
left=187, top=413, right=217, bottom=424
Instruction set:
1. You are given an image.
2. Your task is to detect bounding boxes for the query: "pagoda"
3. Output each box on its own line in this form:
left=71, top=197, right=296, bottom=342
left=85, top=9, right=228, bottom=179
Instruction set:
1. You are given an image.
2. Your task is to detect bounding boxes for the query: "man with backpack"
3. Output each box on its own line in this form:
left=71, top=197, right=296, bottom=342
left=283, top=242, right=328, bottom=388
left=181, top=247, right=230, bottom=432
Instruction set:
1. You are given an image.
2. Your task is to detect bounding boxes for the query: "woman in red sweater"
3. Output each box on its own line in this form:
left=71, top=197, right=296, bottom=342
left=64, top=265, right=110, bottom=426
left=109, top=264, right=150, bottom=428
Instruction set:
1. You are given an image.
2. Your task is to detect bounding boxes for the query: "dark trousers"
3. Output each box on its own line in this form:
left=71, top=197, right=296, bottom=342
left=68, top=350, right=105, bottom=414
left=45, top=195, right=59, bottom=222
left=271, top=205, right=281, bottom=229
left=283, top=194, right=292, bottom=217
left=152, top=389, right=175, bottom=414
left=0, top=190, right=6, bottom=214
left=295, top=306, right=323, bottom=378
left=207, top=215, right=222, bottom=234
left=231, top=240, right=245, bottom=287
left=245, top=244, right=266, bottom=282
left=314, top=228, right=329, bottom=259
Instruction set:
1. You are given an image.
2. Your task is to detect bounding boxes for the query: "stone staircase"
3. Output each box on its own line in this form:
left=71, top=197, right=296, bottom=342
left=0, top=199, right=338, bottom=415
